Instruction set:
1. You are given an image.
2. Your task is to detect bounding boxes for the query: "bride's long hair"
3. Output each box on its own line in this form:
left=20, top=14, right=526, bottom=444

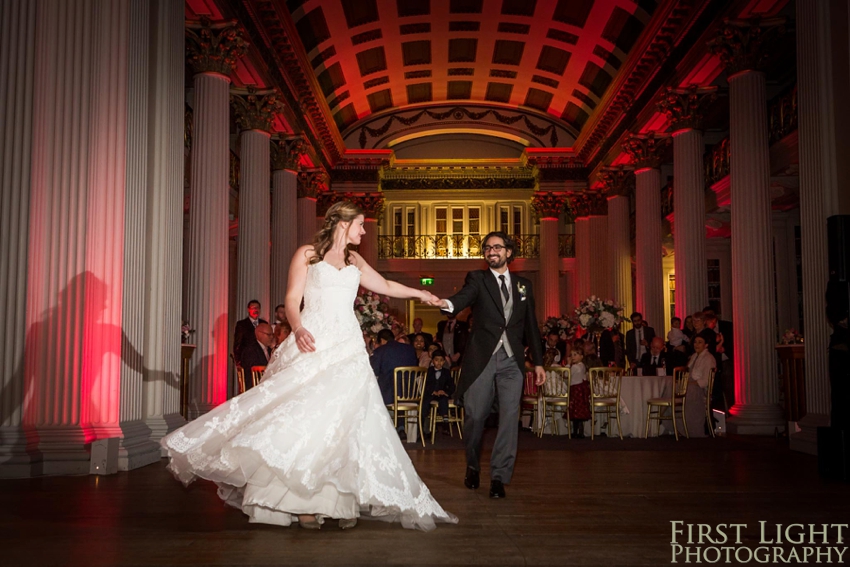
left=310, top=200, right=364, bottom=266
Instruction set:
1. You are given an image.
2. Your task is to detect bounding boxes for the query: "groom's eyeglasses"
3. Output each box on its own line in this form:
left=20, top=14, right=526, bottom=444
left=483, top=245, right=505, bottom=252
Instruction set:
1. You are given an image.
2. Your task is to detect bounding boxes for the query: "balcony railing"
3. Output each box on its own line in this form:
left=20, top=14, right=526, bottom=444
left=704, top=136, right=730, bottom=188
left=377, top=234, right=576, bottom=259
left=768, top=83, right=797, bottom=146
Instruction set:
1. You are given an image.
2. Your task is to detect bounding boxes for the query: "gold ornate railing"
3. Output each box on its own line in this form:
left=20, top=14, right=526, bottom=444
left=768, top=83, right=797, bottom=146
left=378, top=234, right=565, bottom=259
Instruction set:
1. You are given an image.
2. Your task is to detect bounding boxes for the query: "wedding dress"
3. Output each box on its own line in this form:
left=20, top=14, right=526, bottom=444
left=162, top=261, right=457, bottom=531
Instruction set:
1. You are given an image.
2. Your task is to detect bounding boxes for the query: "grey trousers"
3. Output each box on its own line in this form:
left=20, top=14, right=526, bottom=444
left=462, top=347, right=523, bottom=483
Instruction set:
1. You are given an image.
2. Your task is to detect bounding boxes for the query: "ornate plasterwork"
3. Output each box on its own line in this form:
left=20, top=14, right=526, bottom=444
left=657, top=85, right=718, bottom=132
left=185, top=18, right=248, bottom=76
left=598, top=166, right=635, bottom=197
left=531, top=192, right=568, bottom=220
left=271, top=135, right=308, bottom=171
left=568, top=191, right=608, bottom=217
left=622, top=132, right=671, bottom=170
left=297, top=170, right=327, bottom=199
left=708, top=16, right=787, bottom=76
left=379, top=165, right=536, bottom=190
left=230, top=87, right=285, bottom=133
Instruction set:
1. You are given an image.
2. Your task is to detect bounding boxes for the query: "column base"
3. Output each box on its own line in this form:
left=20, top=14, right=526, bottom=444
left=789, top=412, right=830, bottom=455
left=35, top=426, right=91, bottom=476
left=145, top=412, right=187, bottom=457
left=727, top=403, right=786, bottom=435
left=118, top=420, right=162, bottom=471
left=0, top=426, right=42, bottom=478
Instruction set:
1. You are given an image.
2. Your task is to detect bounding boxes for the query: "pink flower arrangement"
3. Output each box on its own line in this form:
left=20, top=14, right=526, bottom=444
left=354, top=287, right=405, bottom=334
left=574, top=295, right=626, bottom=333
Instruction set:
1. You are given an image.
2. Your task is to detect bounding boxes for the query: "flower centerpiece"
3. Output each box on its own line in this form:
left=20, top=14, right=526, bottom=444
left=780, top=328, right=803, bottom=345
left=181, top=320, right=195, bottom=344
left=354, top=287, right=406, bottom=335
left=541, top=315, right=578, bottom=342
left=574, top=296, right=626, bottom=334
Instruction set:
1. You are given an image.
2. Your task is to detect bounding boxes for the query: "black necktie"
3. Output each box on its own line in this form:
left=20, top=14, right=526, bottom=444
left=652, top=356, right=657, bottom=365
left=499, top=275, right=509, bottom=303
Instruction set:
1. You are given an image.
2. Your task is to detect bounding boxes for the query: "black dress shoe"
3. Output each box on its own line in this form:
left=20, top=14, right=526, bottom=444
left=489, top=480, right=506, bottom=499
left=464, top=467, right=480, bottom=489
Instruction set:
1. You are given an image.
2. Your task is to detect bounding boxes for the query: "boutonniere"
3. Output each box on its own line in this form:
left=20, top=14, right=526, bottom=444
left=517, top=283, right=527, bottom=301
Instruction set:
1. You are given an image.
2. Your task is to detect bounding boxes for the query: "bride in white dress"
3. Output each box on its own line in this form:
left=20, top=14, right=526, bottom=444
left=162, top=201, right=458, bottom=531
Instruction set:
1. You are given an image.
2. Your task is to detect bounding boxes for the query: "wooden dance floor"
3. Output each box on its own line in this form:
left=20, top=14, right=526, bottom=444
left=2, top=432, right=848, bottom=566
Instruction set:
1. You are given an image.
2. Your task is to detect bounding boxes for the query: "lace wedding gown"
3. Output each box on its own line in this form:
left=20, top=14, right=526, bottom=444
left=162, top=261, right=458, bottom=531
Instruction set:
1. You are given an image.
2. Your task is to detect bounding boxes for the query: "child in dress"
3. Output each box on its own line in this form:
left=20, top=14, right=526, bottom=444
left=567, top=347, right=591, bottom=438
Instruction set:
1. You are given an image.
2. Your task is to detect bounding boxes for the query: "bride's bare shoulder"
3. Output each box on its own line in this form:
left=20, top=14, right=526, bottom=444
left=294, top=245, right=317, bottom=265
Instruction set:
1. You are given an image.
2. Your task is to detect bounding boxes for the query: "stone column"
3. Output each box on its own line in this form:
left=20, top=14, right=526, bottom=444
left=231, top=88, right=283, bottom=320
left=658, top=85, right=718, bottom=319
left=532, top=192, right=567, bottom=318
left=0, top=0, right=36, bottom=477
left=573, top=212, right=590, bottom=302
left=185, top=19, right=247, bottom=417
left=587, top=197, right=609, bottom=299
left=600, top=167, right=634, bottom=315
left=349, top=193, right=385, bottom=267
left=623, top=133, right=670, bottom=328
left=297, top=171, right=324, bottom=246
left=143, top=0, right=185, bottom=449
left=711, top=18, right=785, bottom=434
left=270, top=136, right=305, bottom=307
left=791, top=0, right=843, bottom=453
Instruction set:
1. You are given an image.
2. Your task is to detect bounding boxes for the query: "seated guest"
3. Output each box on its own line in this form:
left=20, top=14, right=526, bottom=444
left=428, top=342, right=450, bottom=368
left=370, top=329, right=418, bottom=437
left=580, top=339, right=604, bottom=369
left=239, top=323, right=275, bottom=390
left=413, top=333, right=431, bottom=367
left=406, top=318, right=433, bottom=346
left=272, top=320, right=291, bottom=351
left=233, top=299, right=267, bottom=366
left=600, top=325, right=626, bottom=368
left=566, top=347, right=591, bottom=438
left=639, top=337, right=667, bottom=376
left=662, top=335, right=715, bottom=438
left=422, top=350, right=454, bottom=436
left=543, top=330, right=563, bottom=367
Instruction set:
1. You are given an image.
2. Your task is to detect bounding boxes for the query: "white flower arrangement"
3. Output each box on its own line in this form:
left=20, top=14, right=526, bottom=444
left=574, top=295, right=626, bottom=333
left=541, top=315, right=578, bottom=342
left=354, top=287, right=405, bottom=335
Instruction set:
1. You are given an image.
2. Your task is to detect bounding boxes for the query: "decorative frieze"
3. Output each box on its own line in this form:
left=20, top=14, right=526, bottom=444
left=297, top=170, right=327, bottom=199
left=185, top=18, right=248, bottom=76
left=568, top=191, right=608, bottom=218
left=230, top=87, right=284, bottom=133
left=622, top=132, right=671, bottom=171
left=531, top=192, right=568, bottom=220
left=347, top=193, right=385, bottom=219
left=708, top=16, right=786, bottom=77
left=657, top=85, right=718, bottom=132
left=598, top=166, right=634, bottom=197
left=271, top=134, right=308, bottom=171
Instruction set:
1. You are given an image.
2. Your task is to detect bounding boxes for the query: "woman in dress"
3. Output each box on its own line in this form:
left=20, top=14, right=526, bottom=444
left=413, top=333, right=431, bottom=368
left=161, top=201, right=458, bottom=531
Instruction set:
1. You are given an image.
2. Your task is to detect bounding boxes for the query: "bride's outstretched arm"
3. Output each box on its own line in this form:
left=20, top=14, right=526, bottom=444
left=352, top=251, right=439, bottom=304
left=284, top=245, right=317, bottom=352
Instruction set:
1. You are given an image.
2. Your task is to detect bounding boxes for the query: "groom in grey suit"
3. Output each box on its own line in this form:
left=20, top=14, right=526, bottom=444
left=436, top=231, right=545, bottom=498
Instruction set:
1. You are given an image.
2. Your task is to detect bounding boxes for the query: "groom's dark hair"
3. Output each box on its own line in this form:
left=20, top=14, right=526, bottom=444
left=482, top=231, right=516, bottom=263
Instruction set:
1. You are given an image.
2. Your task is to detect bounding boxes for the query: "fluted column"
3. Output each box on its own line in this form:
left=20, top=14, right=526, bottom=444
left=588, top=213, right=608, bottom=299
left=0, top=0, right=36, bottom=477
left=270, top=136, right=305, bottom=306
left=232, top=88, right=283, bottom=320
left=659, top=86, right=718, bottom=319
left=792, top=0, right=841, bottom=453
left=185, top=19, right=247, bottom=418
left=600, top=167, right=634, bottom=315
left=349, top=193, right=385, bottom=267
left=574, top=217, right=590, bottom=302
left=623, top=134, right=669, bottom=328
left=711, top=18, right=785, bottom=433
left=297, top=171, right=324, bottom=246
left=532, top=192, right=567, bottom=317
left=143, top=0, right=185, bottom=449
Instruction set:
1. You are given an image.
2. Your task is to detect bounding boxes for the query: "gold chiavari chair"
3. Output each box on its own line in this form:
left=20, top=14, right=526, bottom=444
left=387, top=366, right=427, bottom=447
left=236, top=366, right=247, bottom=395
left=539, top=366, right=571, bottom=438
left=705, top=369, right=716, bottom=438
left=429, top=367, right=464, bottom=444
left=589, top=367, right=624, bottom=440
left=521, top=371, right=541, bottom=434
left=645, top=366, right=689, bottom=440
left=250, top=365, right=266, bottom=389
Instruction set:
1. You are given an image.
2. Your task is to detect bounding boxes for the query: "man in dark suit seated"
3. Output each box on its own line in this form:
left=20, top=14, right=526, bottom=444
left=639, top=337, right=667, bottom=376
left=626, top=312, right=656, bottom=372
left=370, top=328, right=418, bottom=437
left=422, top=350, right=455, bottom=436
left=239, top=323, right=275, bottom=390
left=233, top=299, right=268, bottom=366
left=406, top=317, right=433, bottom=346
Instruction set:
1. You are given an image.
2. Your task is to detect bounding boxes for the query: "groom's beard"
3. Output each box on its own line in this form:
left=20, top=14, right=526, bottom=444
left=486, top=255, right=507, bottom=269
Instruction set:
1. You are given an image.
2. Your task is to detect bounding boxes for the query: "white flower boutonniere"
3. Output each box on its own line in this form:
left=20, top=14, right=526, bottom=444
left=517, top=283, right=527, bottom=301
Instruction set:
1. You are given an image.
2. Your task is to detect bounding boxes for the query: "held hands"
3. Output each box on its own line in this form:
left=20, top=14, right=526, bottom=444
left=534, top=365, right=546, bottom=386
left=419, top=290, right=447, bottom=308
left=293, top=326, right=316, bottom=353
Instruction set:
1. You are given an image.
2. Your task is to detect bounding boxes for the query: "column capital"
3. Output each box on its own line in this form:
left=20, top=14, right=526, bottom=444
left=598, top=166, right=635, bottom=198
left=531, top=192, right=568, bottom=220
left=231, top=87, right=284, bottom=133
left=315, top=191, right=340, bottom=217
left=568, top=191, right=608, bottom=218
left=186, top=18, right=248, bottom=77
left=297, top=170, right=327, bottom=199
left=346, top=192, right=385, bottom=219
left=271, top=135, right=308, bottom=171
left=657, top=85, right=718, bottom=132
left=708, top=16, right=786, bottom=77
left=622, top=132, right=671, bottom=171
